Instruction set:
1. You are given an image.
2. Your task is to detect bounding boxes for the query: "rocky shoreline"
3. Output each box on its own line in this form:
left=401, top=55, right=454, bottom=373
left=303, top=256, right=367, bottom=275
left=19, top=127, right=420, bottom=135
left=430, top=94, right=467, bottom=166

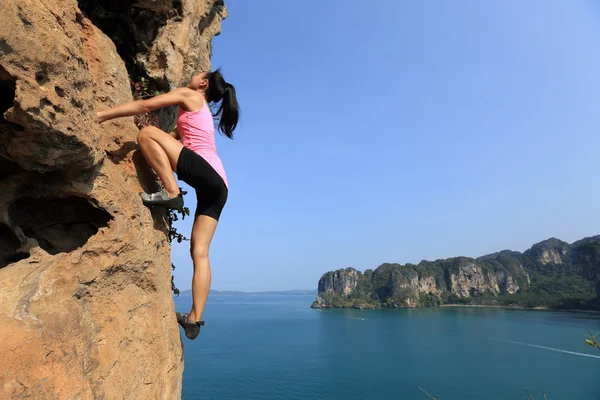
left=312, top=302, right=600, bottom=314
left=441, top=304, right=600, bottom=314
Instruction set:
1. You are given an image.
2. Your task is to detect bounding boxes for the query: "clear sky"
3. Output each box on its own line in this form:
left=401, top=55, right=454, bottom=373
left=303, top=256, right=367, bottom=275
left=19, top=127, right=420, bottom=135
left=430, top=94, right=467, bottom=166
left=170, top=0, right=600, bottom=292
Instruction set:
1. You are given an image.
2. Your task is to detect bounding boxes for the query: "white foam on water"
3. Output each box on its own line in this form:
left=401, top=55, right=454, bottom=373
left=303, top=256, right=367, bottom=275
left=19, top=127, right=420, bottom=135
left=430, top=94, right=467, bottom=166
left=493, top=338, right=600, bottom=360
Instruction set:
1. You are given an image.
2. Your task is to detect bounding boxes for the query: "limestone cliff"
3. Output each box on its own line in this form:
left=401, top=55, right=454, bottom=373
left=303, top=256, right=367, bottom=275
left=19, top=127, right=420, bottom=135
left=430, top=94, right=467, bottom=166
left=0, top=1, right=226, bottom=398
left=312, top=236, right=600, bottom=310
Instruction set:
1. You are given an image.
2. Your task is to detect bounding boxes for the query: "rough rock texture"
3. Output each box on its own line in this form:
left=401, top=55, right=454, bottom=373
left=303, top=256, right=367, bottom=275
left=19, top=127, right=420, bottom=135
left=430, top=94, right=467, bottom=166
left=528, top=238, right=568, bottom=265
left=0, top=0, right=224, bottom=398
left=77, top=0, right=227, bottom=128
left=495, top=271, right=519, bottom=294
left=78, top=0, right=227, bottom=89
left=417, top=276, right=442, bottom=297
left=78, top=0, right=226, bottom=89
left=312, top=236, right=600, bottom=309
left=537, top=249, right=564, bottom=265
left=317, top=267, right=359, bottom=295
left=139, top=0, right=227, bottom=90
left=313, top=268, right=358, bottom=307
left=449, top=261, right=499, bottom=298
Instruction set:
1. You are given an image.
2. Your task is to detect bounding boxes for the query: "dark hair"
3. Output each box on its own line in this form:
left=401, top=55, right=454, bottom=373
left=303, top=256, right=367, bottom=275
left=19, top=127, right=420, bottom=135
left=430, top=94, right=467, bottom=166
left=206, top=68, right=239, bottom=139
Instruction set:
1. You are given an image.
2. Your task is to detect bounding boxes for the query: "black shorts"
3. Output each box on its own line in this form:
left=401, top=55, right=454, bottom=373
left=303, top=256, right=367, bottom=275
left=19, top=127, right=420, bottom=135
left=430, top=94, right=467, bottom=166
left=176, top=147, right=228, bottom=221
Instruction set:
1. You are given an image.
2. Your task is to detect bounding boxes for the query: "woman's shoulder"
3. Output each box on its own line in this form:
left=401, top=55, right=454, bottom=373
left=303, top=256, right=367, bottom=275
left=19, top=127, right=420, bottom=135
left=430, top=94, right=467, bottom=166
left=174, top=88, right=206, bottom=112
left=171, top=87, right=203, bottom=100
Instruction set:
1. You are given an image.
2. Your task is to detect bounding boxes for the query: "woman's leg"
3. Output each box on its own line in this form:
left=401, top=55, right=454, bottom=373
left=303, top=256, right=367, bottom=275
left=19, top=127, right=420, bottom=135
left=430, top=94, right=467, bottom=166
left=137, top=126, right=184, bottom=197
left=187, top=215, right=219, bottom=322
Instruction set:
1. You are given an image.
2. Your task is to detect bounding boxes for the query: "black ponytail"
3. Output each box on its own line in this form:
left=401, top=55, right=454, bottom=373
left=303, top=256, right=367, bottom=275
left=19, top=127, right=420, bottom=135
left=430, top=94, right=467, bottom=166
left=206, top=68, right=239, bottom=139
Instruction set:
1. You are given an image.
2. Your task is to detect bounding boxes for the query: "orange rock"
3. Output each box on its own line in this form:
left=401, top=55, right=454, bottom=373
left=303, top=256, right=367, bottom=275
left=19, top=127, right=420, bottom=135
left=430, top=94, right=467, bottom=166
left=0, top=0, right=225, bottom=398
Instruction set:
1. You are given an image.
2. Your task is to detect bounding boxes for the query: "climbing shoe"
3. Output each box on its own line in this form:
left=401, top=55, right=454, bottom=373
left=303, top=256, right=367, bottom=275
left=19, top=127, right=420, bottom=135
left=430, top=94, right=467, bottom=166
left=176, top=312, right=204, bottom=340
left=140, top=189, right=184, bottom=210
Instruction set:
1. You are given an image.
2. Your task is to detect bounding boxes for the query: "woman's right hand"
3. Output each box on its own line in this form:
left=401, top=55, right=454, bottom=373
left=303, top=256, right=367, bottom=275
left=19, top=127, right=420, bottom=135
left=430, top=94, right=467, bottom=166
left=95, top=111, right=106, bottom=124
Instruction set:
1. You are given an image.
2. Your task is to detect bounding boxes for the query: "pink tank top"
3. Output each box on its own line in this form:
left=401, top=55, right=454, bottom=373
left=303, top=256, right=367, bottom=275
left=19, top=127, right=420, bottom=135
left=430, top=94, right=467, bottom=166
left=177, top=102, right=228, bottom=188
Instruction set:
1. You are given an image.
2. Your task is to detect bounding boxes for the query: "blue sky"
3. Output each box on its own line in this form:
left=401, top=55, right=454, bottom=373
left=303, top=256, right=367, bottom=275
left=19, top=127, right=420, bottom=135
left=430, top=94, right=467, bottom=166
left=170, top=0, right=600, bottom=292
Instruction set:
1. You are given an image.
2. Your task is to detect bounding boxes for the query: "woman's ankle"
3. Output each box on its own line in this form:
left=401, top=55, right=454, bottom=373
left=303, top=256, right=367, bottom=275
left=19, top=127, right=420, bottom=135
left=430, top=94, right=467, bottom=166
left=187, top=312, right=202, bottom=322
left=187, top=311, right=197, bottom=322
left=165, top=188, right=180, bottom=198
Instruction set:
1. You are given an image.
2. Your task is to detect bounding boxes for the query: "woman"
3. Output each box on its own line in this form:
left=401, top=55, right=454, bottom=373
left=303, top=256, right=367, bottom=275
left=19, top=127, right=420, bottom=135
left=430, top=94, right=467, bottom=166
left=96, top=69, right=239, bottom=340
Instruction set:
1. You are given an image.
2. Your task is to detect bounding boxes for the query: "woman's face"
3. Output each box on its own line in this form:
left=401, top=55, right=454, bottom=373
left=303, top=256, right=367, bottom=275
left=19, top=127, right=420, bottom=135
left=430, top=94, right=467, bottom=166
left=189, top=72, right=209, bottom=90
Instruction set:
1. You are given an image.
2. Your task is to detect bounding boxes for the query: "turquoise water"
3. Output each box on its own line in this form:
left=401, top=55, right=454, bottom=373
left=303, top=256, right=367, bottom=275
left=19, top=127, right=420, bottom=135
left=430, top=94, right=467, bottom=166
left=174, top=295, right=600, bottom=400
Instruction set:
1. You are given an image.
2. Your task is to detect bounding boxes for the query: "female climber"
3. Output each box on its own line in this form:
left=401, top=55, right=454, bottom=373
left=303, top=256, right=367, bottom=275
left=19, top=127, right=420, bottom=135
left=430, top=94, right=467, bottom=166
left=96, top=69, right=239, bottom=340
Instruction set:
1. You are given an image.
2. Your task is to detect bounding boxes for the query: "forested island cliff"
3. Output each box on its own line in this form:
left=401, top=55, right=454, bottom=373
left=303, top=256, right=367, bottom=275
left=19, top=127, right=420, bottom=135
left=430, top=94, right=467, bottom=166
left=312, top=236, right=600, bottom=310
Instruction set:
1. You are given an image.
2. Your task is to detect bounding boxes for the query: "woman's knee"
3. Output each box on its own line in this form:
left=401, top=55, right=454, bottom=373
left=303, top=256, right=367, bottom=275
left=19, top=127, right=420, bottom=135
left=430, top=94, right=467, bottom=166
left=138, top=125, right=165, bottom=142
left=137, top=129, right=148, bottom=145
left=137, top=126, right=153, bottom=142
left=190, top=244, right=209, bottom=260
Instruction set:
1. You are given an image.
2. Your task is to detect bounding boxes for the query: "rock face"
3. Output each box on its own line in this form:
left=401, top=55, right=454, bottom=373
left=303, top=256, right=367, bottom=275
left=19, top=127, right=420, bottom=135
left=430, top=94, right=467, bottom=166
left=77, top=0, right=227, bottom=89
left=77, top=0, right=227, bottom=128
left=0, top=0, right=225, bottom=398
left=318, top=267, right=359, bottom=295
left=449, top=260, right=499, bottom=298
left=529, top=238, right=568, bottom=265
left=313, top=268, right=359, bottom=308
left=312, top=236, right=600, bottom=310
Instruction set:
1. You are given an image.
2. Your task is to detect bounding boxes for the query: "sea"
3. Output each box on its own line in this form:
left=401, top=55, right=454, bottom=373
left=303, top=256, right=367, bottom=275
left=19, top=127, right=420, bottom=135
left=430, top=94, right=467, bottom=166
left=174, top=294, right=600, bottom=400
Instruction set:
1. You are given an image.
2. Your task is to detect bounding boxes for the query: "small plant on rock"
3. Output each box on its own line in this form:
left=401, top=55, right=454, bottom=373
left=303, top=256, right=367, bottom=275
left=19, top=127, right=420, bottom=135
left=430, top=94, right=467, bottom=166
left=130, top=76, right=163, bottom=129
left=583, top=329, right=600, bottom=351
left=129, top=74, right=187, bottom=296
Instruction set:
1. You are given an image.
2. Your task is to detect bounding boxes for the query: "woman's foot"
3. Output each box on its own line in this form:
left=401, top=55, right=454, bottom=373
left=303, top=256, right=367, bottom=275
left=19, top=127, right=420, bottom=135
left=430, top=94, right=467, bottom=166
left=176, top=312, right=204, bottom=340
left=140, top=189, right=183, bottom=209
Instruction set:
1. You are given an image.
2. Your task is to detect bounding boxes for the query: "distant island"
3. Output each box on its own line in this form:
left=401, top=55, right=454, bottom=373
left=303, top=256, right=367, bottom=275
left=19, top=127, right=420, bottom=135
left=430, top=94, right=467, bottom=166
left=312, top=236, right=600, bottom=311
left=180, top=289, right=317, bottom=296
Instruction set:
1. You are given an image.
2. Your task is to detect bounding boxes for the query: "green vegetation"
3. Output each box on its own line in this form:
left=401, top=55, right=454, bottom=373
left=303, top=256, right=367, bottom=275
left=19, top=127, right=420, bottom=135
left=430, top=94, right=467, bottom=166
left=130, top=75, right=190, bottom=296
left=130, top=77, right=163, bottom=129
left=583, top=329, right=600, bottom=351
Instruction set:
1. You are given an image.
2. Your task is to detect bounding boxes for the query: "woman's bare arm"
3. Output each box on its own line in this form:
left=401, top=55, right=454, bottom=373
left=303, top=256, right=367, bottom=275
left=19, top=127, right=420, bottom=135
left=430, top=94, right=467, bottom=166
left=97, top=88, right=191, bottom=123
